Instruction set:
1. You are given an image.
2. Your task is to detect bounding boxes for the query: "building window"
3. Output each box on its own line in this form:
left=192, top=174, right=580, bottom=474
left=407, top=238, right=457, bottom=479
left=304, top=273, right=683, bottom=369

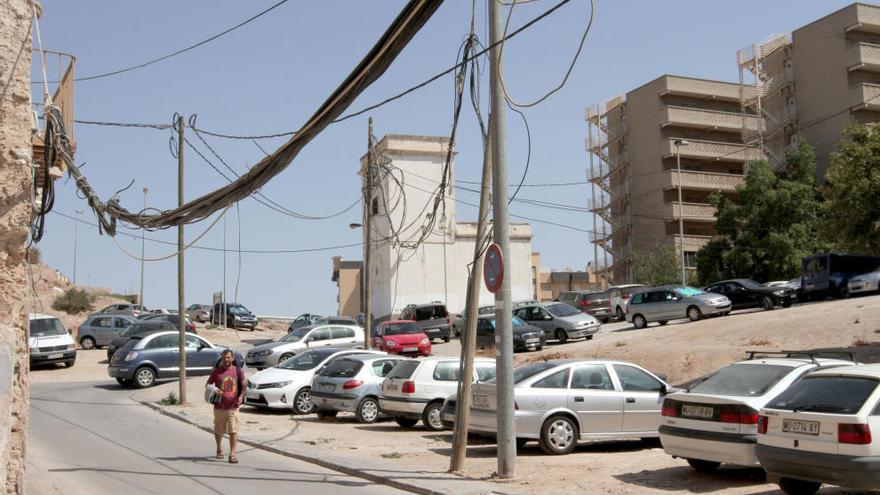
left=371, top=197, right=379, bottom=216
left=684, top=252, right=697, bottom=269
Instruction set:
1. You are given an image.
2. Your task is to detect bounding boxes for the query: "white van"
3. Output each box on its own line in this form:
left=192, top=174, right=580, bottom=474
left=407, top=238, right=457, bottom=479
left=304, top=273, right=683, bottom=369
left=29, top=313, right=76, bottom=367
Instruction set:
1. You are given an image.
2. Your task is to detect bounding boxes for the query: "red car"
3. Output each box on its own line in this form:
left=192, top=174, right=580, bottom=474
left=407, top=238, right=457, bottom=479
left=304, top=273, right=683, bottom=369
left=372, top=320, right=432, bottom=356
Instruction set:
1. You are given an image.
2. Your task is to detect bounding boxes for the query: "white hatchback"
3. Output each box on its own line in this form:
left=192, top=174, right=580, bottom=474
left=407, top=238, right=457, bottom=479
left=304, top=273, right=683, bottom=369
left=660, top=352, right=855, bottom=472
left=757, top=363, right=880, bottom=494
left=380, top=357, right=496, bottom=430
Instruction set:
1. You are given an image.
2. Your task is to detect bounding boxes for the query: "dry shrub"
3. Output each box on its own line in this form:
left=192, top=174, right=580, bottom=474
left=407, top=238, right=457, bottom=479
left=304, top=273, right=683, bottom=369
left=852, top=338, right=874, bottom=347
left=745, top=339, right=772, bottom=346
left=523, top=350, right=573, bottom=363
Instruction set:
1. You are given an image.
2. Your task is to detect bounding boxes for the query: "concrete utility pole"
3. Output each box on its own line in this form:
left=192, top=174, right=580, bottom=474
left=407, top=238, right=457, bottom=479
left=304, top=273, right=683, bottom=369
left=488, top=0, right=516, bottom=478
left=139, top=188, right=147, bottom=307
left=450, top=132, right=492, bottom=473
left=222, top=211, right=227, bottom=329
left=177, top=115, right=187, bottom=405
left=363, top=117, right=374, bottom=349
left=73, top=209, right=82, bottom=284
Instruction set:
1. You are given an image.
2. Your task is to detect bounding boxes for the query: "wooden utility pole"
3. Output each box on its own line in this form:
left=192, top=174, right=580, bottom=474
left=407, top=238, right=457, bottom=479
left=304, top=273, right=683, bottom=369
left=450, top=132, right=492, bottom=472
left=177, top=115, right=187, bottom=405
left=363, top=118, right=374, bottom=349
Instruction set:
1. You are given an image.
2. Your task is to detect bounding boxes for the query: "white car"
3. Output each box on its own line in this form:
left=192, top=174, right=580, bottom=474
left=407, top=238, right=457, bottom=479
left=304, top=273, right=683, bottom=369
left=756, top=363, right=880, bottom=494
left=244, top=348, right=383, bottom=413
left=848, top=269, right=880, bottom=295
left=246, top=324, right=364, bottom=369
left=660, top=352, right=856, bottom=472
left=380, top=357, right=496, bottom=430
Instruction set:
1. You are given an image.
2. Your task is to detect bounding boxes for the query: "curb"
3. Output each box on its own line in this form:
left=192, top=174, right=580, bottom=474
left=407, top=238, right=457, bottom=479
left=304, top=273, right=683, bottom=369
left=138, top=399, right=516, bottom=495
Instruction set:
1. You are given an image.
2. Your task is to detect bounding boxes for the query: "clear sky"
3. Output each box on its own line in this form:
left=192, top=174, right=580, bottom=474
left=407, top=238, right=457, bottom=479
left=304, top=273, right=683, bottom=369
left=31, top=0, right=857, bottom=316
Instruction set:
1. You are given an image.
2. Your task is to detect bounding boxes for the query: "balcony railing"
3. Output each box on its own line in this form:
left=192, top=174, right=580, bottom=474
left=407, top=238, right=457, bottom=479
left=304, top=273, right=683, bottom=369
left=849, top=82, right=880, bottom=111
left=845, top=4, right=880, bottom=34
left=672, top=234, right=713, bottom=252
left=664, top=202, right=717, bottom=222
left=660, top=75, right=755, bottom=102
left=847, top=42, right=880, bottom=71
left=663, top=170, right=743, bottom=193
left=662, top=138, right=763, bottom=163
left=662, top=106, right=761, bottom=132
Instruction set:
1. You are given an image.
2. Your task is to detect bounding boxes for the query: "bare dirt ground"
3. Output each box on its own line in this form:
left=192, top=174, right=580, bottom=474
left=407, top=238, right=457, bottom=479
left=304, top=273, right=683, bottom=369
left=30, top=266, right=880, bottom=494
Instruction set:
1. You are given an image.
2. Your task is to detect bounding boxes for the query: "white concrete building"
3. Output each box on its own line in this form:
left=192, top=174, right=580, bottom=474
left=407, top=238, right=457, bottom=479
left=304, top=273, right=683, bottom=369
left=360, top=134, right=534, bottom=320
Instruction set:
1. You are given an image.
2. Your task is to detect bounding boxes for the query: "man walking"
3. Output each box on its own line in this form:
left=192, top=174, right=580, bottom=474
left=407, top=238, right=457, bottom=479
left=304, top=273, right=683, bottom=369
left=207, top=349, right=245, bottom=463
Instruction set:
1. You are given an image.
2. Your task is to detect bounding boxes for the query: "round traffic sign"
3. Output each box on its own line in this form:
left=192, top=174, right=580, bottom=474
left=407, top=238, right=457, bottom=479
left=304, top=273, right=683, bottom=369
left=483, top=243, right=504, bottom=293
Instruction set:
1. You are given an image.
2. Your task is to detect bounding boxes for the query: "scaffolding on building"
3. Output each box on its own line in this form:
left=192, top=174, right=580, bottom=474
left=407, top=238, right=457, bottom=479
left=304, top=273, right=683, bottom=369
left=737, top=33, right=795, bottom=168
left=585, top=95, right=626, bottom=286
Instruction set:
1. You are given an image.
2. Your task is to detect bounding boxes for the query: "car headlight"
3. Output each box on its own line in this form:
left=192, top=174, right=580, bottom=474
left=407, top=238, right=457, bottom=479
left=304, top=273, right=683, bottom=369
left=124, top=351, right=138, bottom=362
left=419, top=338, right=430, bottom=346
left=773, top=290, right=785, bottom=296
left=234, top=315, right=241, bottom=320
left=67, top=344, right=76, bottom=350
left=267, top=380, right=293, bottom=389
left=384, top=339, right=399, bottom=347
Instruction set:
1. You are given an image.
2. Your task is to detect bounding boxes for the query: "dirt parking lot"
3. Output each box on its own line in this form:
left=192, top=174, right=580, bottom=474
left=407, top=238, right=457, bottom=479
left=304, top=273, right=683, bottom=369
left=32, top=294, right=880, bottom=494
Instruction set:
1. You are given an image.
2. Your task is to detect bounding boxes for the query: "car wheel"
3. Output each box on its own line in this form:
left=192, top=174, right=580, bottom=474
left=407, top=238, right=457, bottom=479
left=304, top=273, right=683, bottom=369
left=615, top=307, right=625, bottom=320
left=443, top=336, right=450, bottom=343
left=555, top=329, right=569, bottom=344
left=761, top=296, right=774, bottom=311
left=778, top=477, right=821, bottom=495
left=658, top=321, right=668, bottom=326
left=536, top=345, right=544, bottom=351
left=539, top=415, right=578, bottom=455
left=632, top=314, right=647, bottom=329
left=782, top=301, right=792, bottom=308
left=279, top=353, right=295, bottom=364
left=115, top=377, right=133, bottom=387
left=686, top=459, right=721, bottom=472
left=356, top=397, right=380, bottom=424
left=80, top=337, right=96, bottom=350
left=134, top=366, right=156, bottom=388
left=600, top=317, right=609, bottom=324
left=316, top=409, right=338, bottom=420
left=63, top=359, right=75, bottom=368
left=686, top=306, right=702, bottom=322
left=422, top=402, right=444, bottom=430
left=292, top=387, right=314, bottom=415
left=395, top=417, right=419, bottom=428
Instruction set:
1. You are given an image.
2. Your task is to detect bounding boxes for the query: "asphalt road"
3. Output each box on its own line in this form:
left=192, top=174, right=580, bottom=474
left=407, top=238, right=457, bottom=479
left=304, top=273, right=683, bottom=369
left=27, top=381, right=409, bottom=495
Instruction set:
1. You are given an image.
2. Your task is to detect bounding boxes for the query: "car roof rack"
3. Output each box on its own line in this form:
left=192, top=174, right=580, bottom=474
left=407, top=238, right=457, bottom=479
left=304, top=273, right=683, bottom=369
left=745, top=349, right=856, bottom=365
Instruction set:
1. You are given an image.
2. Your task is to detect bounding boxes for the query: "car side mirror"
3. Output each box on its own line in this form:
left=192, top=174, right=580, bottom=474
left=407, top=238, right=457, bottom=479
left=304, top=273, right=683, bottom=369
left=659, top=383, right=668, bottom=395
left=543, top=315, right=552, bottom=320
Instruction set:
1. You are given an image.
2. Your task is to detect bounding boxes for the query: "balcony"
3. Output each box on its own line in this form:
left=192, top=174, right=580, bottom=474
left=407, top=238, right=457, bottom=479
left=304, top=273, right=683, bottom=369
left=659, top=75, right=755, bottom=102
left=849, top=82, right=880, bottom=111
left=662, top=138, right=763, bottom=163
left=845, top=4, right=880, bottom=35
left=661, top=106, right=760, bottom=133
left=847, top=42, right=880, bottom=72
left=672, top=235, right=713, bottom=253
left=663, top=170, right=743, bottom=193
left=664, top=202, right=717, bottom=222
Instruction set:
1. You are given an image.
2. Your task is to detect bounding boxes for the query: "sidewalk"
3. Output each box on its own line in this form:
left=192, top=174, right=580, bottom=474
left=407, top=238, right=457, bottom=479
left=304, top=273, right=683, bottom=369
left=133, top=378, right=522, bottom=495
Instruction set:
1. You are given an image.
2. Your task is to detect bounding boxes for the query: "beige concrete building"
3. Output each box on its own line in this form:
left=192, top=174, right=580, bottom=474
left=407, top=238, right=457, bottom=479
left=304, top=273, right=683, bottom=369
left=739, top=2, right=880, bottom=175
left=331, top=257, right=362, bottom=318
left=587, top=75, right=762, bottom=283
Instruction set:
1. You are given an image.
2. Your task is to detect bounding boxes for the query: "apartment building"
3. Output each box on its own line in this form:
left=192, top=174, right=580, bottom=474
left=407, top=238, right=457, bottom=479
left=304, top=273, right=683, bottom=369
left=587, top=75, right=763, bottom=283
left=740, top=2, right=880, bottom=175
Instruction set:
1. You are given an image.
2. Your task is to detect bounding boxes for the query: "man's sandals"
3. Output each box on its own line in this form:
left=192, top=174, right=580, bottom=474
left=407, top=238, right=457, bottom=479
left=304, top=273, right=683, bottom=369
left=228, top=454, right=238, bottom=464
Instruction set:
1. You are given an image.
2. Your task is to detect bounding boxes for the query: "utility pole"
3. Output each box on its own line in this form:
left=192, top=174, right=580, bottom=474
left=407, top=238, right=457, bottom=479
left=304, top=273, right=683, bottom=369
left=139, top=188, right=147, bottom=308
left=363, top=117, right=374, bottom=349
left=674, top=139, right=689, bottom=286
left=489, top=0, right=516, bottom=478
left=73, top=209, right=82, bottom=284
left=176, top=114, right=187, bottom=405
left=223, top=210, right=227, bottom=329
left=450, top=131, right=492, bottom=472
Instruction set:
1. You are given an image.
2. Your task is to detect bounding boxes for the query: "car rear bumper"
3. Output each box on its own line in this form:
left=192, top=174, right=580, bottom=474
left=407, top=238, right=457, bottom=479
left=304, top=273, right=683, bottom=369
left=311, top=391, right=361, bottom=412
left=379, top=396, right=428, bottom=418
left=107, top=365, right=134, bottom=379
left=703, top=304, right=731, bottom=316
left=756, top=444, right=880, bottom=489
left=659, top=425, right=758, bottom=466
left=30, top=350, right=76, bottom=365
left=423, top=326, right=451, bottom=339
left=566, top=326, right=599, bottom=338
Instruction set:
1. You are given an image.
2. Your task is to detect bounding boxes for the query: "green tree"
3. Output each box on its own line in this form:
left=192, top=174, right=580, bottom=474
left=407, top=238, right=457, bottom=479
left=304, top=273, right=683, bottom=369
left=821, top=124, right=880, bottom=254
left=632, top=242, right=682, bottom=286
left=695, top=142, right=822, bottom=284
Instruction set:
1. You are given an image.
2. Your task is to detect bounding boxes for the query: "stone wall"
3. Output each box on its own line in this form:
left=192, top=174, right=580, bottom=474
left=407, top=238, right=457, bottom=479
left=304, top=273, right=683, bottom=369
left=0, top=0, right=33, bottom=493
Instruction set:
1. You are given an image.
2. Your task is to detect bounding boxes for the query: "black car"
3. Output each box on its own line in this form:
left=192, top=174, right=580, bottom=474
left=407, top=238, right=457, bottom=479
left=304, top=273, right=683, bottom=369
left=105, top=321, right=193, bottom=360
left=704, top=279, right=796, bottom=310
left=211, top=303, right=258, bottom=330
left=474, top=315, right=545, bottom=352
left=400, top=302, right=452, bottom=343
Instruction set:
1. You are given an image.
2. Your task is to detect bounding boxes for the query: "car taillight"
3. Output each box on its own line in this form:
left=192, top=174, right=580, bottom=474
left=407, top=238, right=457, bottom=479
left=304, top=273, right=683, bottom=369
left=622, top=294, right=632, bottom=300
left=514, top=401, right=519, bottom=410
left=719, top=405, right=759, bottom=424
left=343, top=380, right=364, bottom=390
left=578, top=300, right=590, bottom=307
left=661, top=399, right=677, bottom=417
left=839, top=423, right=872, bottom=445
left=402, top=381, right=415, bottom=394
left=757, top=415, right=768, bottom=434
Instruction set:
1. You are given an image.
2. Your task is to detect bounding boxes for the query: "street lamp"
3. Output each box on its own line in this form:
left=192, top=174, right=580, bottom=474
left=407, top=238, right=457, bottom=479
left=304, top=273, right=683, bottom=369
left=139, top=188, right=148, bottom=308
left=674, top=139, right=690, bottom=286
left=73, top=209, right=83, bottom=285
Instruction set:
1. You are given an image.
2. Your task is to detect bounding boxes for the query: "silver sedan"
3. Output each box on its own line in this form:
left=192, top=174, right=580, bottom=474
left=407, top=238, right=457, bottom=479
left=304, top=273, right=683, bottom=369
left=468, top=359, right=672, bottom=454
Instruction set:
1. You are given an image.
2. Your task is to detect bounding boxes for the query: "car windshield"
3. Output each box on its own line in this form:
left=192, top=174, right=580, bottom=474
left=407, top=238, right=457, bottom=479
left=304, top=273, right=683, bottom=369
left=281, top=328, right=310, bottom=342
left=29, top=318, right=67, bottom=337
left=766, top=376, right=879, bottom=413
left=383, top=323, right=421, bottom=335
left=228, top=305, right=250, bottom=315
left=689, top=364, right=793, bottom=397
left=738, top=279, right=762, bottom=290
left=545, top=303, right=580, bottom=318
left=319, top=359, right=363, bottom=377
left=674, top=286, right=706, bottom=296
left=276, top=349, right=335, bottom=371
left=488, top=362, right=556, bottom=384
left=415, top=305, right=447, bottom=320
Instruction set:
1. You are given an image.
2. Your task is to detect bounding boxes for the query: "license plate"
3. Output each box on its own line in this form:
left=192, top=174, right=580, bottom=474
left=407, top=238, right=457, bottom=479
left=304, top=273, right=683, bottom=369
left=526, top=338, right=540, bottom=343
left=403, top=347, right=418, bottom=352
left=385, top=383, right=398, bottom=391
left=782, top=419, right=820, bottom=435
left=246, top=391, right=259, bottom=399
left=681, top=404, right=714, bottom=419
left=473, top=394, right=490, bottom=408
left=48, top=353, right=63, bottom=359
left=322, top=383, right=335, bottom=392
